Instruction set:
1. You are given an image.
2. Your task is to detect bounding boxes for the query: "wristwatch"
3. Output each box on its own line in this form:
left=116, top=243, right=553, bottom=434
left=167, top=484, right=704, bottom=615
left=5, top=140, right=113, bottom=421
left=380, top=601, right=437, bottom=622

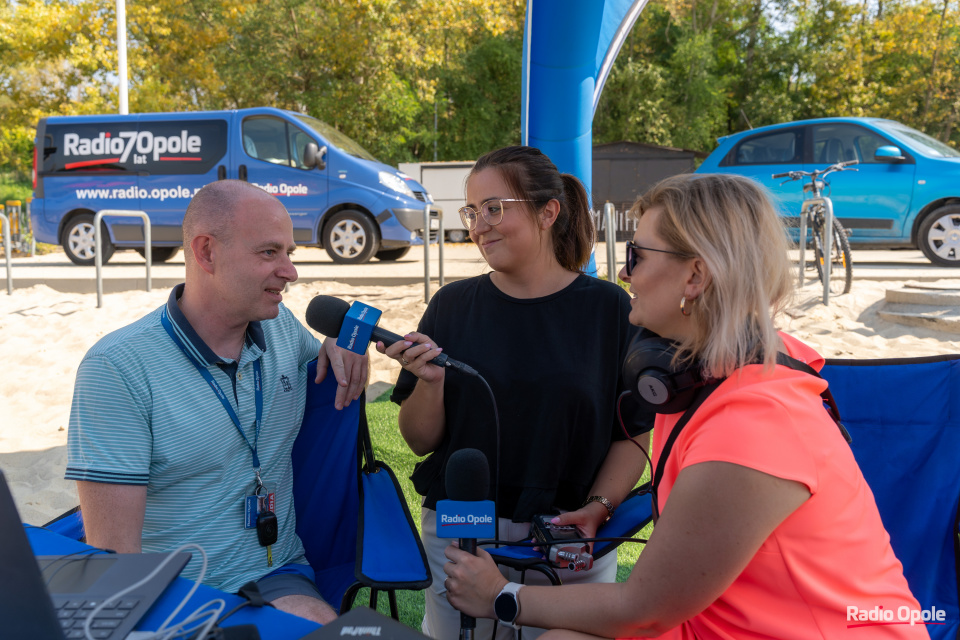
left=494, top=582, right=524, bottom=628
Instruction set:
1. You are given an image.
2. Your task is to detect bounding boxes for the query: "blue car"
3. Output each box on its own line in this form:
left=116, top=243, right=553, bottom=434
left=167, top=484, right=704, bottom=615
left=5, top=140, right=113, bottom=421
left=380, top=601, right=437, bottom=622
left=696, top=117, right=960, bottom=267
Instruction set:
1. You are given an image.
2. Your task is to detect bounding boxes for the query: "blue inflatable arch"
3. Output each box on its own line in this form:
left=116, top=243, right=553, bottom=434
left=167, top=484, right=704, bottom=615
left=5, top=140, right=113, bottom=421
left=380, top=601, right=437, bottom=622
left=521, top=0, right=648, bottom=275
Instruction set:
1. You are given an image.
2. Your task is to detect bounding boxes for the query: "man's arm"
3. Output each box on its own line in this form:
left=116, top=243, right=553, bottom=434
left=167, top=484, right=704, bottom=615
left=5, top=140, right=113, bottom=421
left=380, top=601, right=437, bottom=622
left=76, top=481, right=147, bottom=553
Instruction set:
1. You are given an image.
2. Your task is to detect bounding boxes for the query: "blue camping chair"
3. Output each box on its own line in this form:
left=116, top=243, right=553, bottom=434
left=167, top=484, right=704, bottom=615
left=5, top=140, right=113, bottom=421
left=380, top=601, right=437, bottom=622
left=822, top=354, right=960, bottom=640
left=487, top=483, right=653, bottom=585
left=293, top=360, right=431, bottom=616
left=45, top=361, right=431, bottom=619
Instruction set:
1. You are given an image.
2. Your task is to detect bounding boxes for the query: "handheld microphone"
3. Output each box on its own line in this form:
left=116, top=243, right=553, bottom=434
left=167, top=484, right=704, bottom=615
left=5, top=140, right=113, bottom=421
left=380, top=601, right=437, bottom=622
left=436, top=449, right=495, bottom=640
left=305, top=295, right=478, bottom=376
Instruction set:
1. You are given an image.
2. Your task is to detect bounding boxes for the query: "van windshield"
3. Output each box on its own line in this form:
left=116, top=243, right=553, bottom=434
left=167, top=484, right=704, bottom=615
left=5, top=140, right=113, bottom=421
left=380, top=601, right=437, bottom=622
left=294, top=114, right=378, bottom=162
left=874, top=121, right=960, bottom=158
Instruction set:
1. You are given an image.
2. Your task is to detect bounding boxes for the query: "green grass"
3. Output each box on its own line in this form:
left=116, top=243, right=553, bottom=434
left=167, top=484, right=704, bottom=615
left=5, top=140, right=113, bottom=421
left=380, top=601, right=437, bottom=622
left=361, top=387, right=651, bottom=627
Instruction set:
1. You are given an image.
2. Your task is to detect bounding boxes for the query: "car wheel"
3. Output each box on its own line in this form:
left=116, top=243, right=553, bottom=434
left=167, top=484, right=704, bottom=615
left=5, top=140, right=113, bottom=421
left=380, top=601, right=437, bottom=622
left=446, top=229, right=467, bottom=243
left=62, top=213, right=115, bottom=266
left=918, top=205, right=960, bottom=267
left=136, top=246, right=180, bottom=263
left=323, top=210, right=380, bottom=264
left=375, top=247, right=411, bottom=261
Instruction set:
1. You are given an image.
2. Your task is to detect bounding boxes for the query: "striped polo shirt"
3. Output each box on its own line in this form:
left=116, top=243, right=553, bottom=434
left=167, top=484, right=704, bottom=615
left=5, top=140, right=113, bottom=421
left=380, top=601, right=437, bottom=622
left=66, top=284, right=322, bottom=593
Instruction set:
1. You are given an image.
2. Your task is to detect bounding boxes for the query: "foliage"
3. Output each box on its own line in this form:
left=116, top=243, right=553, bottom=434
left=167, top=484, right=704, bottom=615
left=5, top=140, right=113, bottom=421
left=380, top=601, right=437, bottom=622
left=2, top=0, right=959, bottom=173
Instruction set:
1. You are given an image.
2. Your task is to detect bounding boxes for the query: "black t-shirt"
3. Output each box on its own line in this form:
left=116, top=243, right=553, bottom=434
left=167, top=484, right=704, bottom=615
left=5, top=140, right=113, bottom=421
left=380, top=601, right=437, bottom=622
left=390, top=273, right=653, bottom=522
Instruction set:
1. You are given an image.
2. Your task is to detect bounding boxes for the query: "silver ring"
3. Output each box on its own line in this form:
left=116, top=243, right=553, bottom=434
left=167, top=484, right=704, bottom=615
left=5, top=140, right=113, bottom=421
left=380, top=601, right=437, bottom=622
left=401, top=357, right=410, bottom=366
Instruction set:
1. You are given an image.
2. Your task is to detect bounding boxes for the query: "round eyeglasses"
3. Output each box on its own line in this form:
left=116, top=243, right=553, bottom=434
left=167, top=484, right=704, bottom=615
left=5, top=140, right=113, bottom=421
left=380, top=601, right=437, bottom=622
left=458, top=198, right=534, bottom=231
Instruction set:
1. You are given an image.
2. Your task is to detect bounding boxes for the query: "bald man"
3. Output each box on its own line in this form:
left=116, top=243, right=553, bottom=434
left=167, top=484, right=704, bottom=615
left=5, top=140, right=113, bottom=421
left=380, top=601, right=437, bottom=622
left=66, top=181, right=365, bottom=623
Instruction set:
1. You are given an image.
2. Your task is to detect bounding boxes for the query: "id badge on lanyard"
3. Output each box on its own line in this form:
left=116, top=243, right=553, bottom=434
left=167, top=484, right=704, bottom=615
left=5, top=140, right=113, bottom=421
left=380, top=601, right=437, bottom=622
left=161, top=309, right=276, bottom=564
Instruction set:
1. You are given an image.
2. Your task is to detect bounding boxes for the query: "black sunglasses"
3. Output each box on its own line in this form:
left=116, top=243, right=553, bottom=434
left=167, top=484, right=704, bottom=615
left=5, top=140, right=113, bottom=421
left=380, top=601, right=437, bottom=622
left=625, top=241, right=695, bottom=275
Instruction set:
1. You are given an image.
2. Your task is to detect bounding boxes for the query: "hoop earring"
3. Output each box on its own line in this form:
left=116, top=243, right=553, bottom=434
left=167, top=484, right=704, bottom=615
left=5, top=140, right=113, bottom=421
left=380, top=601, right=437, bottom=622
left=680, top=296, right=693, bottom=317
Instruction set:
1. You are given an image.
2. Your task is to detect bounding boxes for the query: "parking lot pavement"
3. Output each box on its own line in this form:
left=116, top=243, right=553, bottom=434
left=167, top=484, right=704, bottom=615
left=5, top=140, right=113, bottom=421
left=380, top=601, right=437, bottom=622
left=1, top=244, right=957, bottom=294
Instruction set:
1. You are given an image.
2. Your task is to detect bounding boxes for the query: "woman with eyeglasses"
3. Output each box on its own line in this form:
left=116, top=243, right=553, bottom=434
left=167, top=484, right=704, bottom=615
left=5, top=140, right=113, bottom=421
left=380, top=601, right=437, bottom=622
left=379, top=146, right=652, bottom=640
left=441, top=173, right=927, bottom=639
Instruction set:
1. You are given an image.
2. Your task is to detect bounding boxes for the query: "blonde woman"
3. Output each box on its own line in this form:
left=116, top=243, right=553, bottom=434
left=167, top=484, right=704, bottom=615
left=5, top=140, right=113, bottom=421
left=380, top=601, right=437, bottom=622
left=443, top=173, right=927, bottom=640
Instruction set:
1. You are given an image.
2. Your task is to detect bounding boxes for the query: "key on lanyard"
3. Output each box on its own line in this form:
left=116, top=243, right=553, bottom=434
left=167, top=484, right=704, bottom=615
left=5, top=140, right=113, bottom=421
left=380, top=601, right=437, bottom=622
left=255, top=482, right=278, bottom=567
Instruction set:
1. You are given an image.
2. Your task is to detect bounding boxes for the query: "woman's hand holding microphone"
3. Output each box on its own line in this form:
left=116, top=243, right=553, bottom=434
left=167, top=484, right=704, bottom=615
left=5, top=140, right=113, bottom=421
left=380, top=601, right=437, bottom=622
left=376, top=332, right=447, bottom=385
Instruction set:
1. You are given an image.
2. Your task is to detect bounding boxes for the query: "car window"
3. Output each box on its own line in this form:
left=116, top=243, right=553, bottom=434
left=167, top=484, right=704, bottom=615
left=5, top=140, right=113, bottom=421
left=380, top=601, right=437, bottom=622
left=873, top=121, right=960, bottom=158
left=242, top=116, right=292, bottom=167
left=288, top=127, right=316, bottom=170
left=724, top=129, right=802, bottom=165
left=811, top=124, right=891, bottom=164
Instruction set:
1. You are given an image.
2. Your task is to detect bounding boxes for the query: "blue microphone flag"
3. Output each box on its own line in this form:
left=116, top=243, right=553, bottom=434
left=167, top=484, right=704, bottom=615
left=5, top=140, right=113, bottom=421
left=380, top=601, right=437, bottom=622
left=336, top=301, right=382, bottom=355
left=435, top=499, right=496, bottom=539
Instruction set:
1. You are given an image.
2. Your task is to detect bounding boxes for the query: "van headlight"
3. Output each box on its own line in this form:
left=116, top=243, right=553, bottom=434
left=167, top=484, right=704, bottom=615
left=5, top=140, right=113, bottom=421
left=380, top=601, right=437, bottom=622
left=379, top=172, right=415, bottom=198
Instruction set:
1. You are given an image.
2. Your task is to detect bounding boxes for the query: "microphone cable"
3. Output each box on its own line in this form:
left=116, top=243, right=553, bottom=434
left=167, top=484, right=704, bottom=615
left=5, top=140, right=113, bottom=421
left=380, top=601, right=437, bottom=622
left=473, top=371, right=501, bottom=548
left=617, top=390, right=653, bottom=472
left=477, top=535, right=649, bottom=548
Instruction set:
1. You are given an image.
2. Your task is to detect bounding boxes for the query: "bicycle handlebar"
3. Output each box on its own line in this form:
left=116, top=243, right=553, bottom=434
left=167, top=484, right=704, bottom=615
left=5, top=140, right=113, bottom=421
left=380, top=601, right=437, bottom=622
left=772, top=159, right=859, bottom=183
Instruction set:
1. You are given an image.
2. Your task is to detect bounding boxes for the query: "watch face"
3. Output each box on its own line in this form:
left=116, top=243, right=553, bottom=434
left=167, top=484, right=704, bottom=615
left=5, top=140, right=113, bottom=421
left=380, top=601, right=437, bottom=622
left=495, top=592, right=519, bottom=623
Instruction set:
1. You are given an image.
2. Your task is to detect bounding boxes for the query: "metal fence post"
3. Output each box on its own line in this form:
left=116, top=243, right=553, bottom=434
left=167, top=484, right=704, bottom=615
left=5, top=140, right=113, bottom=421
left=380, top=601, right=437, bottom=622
left=423, top=205, right=431, bottom=303
left=94, top=210, right=152, bottom=308
left=604, top=202, right=617, bottom=281
left=0, top=212, right=12, bottom=294
left=437, top=207, right=444, bottom=289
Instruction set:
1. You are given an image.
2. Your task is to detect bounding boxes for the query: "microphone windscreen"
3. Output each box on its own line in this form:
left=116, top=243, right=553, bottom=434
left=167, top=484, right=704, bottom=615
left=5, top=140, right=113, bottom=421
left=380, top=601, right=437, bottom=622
left=305, top=295, right=351, bottom=338
left=445, top=448, right=490, bottom=502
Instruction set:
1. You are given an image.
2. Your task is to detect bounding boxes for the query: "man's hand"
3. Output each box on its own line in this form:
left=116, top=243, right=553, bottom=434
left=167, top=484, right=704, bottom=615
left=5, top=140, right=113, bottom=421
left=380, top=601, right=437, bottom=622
left=316, top=337, right=368, bottom=410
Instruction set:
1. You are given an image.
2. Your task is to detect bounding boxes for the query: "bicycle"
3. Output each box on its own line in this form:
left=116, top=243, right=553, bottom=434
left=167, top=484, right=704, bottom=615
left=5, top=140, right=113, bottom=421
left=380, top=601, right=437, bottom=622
left=773, top=160, right=857, bottom=300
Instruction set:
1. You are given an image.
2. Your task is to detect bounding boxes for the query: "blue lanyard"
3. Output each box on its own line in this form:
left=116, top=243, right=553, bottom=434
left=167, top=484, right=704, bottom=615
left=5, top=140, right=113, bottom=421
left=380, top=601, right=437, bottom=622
left=161, top=308, right=264, bottom=470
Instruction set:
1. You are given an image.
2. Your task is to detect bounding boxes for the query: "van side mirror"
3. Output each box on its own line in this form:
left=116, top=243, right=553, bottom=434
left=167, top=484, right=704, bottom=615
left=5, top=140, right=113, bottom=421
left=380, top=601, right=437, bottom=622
left=303, top=143, right=327, bottom=170
left=874, top=145, right=905, bottom=162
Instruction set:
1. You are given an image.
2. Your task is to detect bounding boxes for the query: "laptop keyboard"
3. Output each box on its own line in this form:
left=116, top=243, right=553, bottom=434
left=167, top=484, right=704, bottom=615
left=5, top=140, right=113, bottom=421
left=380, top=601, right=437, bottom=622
left=53, top=598, right=141, bottom=639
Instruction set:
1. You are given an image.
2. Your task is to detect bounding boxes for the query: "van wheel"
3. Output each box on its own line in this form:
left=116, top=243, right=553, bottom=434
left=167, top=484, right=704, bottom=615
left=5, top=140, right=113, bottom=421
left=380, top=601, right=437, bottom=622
left=446, top=229, right=467, bottom=243
left=323, top=210, right=379, bottom=264
left=136, top=246, right=180, bottom=263
left=918, top=205, right=960, bottom=267
left=63, top=213, right=115, bottom=266
left=375, top=247, right=411, bottom=261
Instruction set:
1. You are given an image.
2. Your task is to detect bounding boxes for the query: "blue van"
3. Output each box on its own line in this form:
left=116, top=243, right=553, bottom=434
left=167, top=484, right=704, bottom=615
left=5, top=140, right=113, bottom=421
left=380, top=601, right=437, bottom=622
left=31, top=107, right=436, bottom=265
left=696, top=117, right=960, bottom=267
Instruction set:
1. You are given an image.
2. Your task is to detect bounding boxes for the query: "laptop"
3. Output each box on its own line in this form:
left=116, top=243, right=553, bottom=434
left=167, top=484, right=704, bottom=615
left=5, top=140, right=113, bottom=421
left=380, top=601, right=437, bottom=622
left=0, top=471, right=191, bottom=640
left=299, top=606, right=432, bottom=640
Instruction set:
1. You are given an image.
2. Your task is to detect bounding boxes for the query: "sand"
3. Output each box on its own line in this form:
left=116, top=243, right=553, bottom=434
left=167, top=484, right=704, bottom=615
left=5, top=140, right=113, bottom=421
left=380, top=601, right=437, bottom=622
left=2, top=276, right=959, bottom=526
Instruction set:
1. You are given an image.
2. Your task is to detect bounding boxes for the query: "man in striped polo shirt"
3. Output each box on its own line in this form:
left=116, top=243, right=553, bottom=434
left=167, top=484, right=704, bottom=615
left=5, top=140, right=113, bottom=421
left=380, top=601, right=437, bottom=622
left=65, top=180, right=367, bottom=624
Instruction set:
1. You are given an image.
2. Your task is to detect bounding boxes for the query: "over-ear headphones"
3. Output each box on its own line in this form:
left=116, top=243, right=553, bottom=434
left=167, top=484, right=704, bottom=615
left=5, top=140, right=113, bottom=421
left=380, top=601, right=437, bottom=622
left=621, top=332, right=713, bottom=414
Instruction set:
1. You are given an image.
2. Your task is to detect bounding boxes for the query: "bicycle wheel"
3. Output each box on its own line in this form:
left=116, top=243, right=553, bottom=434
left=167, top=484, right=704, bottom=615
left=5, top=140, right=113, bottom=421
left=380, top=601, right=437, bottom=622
left=812, top=214, right=853, bottom=295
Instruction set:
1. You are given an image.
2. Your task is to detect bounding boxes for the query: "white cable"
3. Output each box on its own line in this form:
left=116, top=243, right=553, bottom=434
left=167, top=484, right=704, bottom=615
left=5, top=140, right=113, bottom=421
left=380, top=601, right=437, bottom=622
left=83, top=543, right=224, bottom=640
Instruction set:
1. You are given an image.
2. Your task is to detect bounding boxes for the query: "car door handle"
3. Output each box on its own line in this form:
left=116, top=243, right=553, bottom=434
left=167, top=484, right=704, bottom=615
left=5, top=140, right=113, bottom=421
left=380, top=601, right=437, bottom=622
left=218, top=165, right=226, bottom=180
left=239, top=165, right=248, bottom=181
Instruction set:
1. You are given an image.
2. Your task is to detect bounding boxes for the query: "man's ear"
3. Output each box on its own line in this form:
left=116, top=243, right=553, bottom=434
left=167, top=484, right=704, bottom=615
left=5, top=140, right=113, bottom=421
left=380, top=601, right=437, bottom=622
left=190, top=234, right=216, bottom=275
left=539, top=199, right=561, bottom=229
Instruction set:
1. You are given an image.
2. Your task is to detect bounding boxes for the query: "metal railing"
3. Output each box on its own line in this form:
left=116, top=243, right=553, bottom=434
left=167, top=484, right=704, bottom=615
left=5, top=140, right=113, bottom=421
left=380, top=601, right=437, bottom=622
left=603, top=202, right=617, bottom=281
left=423, top=204, right=444, bottom=303
left=0, top=212, right=11, bottom=294
left=94, top=210, right=152, bottom=308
